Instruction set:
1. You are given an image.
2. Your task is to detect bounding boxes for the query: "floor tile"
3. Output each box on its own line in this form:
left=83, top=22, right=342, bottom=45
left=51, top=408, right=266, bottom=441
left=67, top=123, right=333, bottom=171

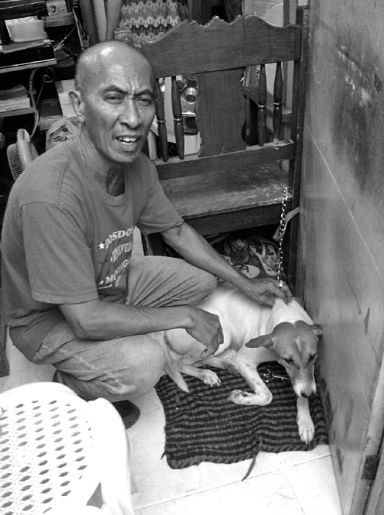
left=134, top=471, right=305, bottom=515
left=277, top=444, right=331, bottom=466
left=0, top=331, right=54, bottom=393
left=283, top=455, right=343, bottom=515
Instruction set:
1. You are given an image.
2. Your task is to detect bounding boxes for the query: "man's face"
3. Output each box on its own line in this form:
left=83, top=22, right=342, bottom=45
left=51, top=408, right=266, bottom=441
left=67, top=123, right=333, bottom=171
left=79, top=52, right=155, bottom=166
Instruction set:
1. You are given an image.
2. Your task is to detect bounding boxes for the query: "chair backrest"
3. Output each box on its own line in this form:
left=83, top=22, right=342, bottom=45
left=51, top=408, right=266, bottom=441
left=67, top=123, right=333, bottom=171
left=141, top=7, right=309, bottom=185
left=140, top=7, right=310, bottom=286
left=6, top=128, right=39, bottom=181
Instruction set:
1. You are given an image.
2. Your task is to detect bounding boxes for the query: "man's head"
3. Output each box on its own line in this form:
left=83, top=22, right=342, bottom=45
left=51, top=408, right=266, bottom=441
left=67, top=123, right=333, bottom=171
left=70, top=41, right=156, bottom=166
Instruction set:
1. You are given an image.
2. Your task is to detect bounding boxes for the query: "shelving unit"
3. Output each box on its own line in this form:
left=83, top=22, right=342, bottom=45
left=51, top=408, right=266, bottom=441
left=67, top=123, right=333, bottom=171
left=0, top=3, right=83, bottom=243
left=0, top=54, right=56, bottom=74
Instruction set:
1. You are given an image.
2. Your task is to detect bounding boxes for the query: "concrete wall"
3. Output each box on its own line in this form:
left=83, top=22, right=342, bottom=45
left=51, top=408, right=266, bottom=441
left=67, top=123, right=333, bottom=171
left=299, top=0, right=384, bottom=513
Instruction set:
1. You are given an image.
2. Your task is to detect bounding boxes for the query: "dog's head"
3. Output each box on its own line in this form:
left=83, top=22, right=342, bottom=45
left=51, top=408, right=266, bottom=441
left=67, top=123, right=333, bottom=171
left=246, top=321, right=322, bottom=398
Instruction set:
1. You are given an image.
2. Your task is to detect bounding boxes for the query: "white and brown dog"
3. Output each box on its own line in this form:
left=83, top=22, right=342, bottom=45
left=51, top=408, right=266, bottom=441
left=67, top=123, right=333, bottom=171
left=163, top=284, right=322, bottom=443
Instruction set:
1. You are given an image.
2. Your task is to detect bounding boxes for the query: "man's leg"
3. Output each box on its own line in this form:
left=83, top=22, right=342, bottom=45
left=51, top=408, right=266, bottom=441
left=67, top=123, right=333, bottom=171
left=33, top=256, right=216, bottom=402
left=125, top=255, right=217, bottom=307
left=38, top=324, right=167, bottom=401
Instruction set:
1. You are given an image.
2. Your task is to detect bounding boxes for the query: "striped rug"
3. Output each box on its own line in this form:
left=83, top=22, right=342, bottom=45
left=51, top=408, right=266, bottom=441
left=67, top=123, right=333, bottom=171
left=155, top=362, right=328, bottom=469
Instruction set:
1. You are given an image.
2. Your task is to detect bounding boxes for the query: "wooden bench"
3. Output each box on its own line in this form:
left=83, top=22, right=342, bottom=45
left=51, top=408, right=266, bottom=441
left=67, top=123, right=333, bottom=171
left=140, top=6, right=310, bottom=287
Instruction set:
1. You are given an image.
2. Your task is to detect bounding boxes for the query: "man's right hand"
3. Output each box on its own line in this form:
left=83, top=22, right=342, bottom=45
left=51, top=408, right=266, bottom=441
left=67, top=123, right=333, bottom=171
left=184, top=307, right=223, bottom=358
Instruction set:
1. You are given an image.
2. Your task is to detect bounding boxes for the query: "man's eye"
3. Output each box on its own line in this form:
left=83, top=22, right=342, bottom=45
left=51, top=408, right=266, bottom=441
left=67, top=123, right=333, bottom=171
left=138, top=96, right=154, bottom=106
left=284, top=358, right=294, bottom=365
left=105, top=94, right=122, bottom=103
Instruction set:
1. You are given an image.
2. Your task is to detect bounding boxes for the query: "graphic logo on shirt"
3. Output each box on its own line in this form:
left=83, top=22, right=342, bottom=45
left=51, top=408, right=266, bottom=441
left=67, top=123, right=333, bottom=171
left=97, top=227, right=134, bottom=290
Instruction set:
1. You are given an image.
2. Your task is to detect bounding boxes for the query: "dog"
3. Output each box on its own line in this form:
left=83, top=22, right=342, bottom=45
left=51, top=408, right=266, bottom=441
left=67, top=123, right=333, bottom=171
left=163, top=284, right=322, bottom=443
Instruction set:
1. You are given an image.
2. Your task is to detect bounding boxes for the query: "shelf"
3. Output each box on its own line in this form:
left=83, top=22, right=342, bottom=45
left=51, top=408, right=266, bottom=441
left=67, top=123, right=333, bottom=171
left=0, top=57, right=56, bottom=74
left=0, top=41, right=56, bottom=74
left=0, top=107, right=36, bottom=118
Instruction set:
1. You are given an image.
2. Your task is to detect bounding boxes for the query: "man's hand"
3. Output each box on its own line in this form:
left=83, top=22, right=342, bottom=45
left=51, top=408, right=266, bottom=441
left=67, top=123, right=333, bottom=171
left=185, top=307, right=223, bottom=358
left=239, top=277, right=293, bottom=307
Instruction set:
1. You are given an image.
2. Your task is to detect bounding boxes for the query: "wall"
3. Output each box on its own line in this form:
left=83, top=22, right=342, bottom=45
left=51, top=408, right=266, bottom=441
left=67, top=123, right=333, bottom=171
left=299, top=0, right=384, bottom=513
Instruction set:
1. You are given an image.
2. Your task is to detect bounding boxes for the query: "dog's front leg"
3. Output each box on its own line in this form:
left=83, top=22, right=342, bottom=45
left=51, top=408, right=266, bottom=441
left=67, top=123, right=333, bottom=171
left=180, top=362, right=221, bottom=387
left=228, top=359, right=273, bottom=406
left=296, top=396, right=315, bottom=443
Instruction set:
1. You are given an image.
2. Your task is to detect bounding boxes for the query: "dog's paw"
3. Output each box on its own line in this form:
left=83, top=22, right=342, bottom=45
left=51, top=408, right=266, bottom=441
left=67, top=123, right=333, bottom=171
left=200, top=369, right=221, bottom=387
left=297, top=413, right=315, bottom=444
left=228, top=388, right=272, bottom=406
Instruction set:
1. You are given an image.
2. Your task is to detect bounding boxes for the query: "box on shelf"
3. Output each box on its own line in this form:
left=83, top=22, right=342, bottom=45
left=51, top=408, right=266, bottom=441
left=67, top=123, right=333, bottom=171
left=0, top=84, right=30, bottom=113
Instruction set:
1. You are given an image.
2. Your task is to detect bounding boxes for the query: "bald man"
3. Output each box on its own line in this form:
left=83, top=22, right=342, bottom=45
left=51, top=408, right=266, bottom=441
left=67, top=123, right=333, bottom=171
left=1, top=41, right=290, bottom=427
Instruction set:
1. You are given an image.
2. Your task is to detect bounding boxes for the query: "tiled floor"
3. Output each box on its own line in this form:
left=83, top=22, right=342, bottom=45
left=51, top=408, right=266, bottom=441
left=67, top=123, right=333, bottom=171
left=128, top=388, right=343, bottom=515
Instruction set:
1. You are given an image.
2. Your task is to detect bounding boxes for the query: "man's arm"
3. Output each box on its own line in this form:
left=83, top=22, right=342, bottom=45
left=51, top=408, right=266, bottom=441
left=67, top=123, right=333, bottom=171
left=60, top=298, right=223, bottom=356
left=161, top=222, right=292, bottom=306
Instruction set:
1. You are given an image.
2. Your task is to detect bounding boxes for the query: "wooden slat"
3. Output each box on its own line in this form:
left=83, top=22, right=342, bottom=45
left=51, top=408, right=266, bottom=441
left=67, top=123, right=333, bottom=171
left=187, top=202, right=291, bottom=235
left=161, top=162, right=289, bottom=219
left=257, top=64, right=267, bottom=146
left=140, top=16, right=301, bottom=77
left=171, top=76, right=184, bottom=159
left=287, top=6, right=310, bottom=284
left=154, top=79, right=168, bottom=161
left=155, top=141, right=294, bottom=180
left=196, top=68, right=246, bottom=157
left=273, top=62, right=283, bottom=139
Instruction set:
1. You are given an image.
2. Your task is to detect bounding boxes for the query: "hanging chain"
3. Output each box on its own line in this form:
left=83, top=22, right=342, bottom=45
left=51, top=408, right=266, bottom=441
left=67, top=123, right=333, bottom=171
left=276, top=187, right=289, bottom=286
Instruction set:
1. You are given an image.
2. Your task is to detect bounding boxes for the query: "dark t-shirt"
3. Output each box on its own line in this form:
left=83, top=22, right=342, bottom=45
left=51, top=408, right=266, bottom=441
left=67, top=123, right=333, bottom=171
left=1, top=137, right=183, bottom=359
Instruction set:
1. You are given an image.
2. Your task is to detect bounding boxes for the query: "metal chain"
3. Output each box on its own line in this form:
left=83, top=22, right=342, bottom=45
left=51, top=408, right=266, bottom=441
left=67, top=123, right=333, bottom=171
left=260, top=366, right=289, bottom=383
left=276, top=187, right=289, bottom=286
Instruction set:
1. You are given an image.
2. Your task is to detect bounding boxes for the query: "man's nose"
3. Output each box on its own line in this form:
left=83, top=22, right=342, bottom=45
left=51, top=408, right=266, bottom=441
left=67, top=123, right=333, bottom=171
left=120, top=99, right=141, bottom=128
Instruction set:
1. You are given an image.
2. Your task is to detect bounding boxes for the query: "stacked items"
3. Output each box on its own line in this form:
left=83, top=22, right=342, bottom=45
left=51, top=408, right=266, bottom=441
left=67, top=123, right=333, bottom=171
left=0, top=84, right=30, bottom=113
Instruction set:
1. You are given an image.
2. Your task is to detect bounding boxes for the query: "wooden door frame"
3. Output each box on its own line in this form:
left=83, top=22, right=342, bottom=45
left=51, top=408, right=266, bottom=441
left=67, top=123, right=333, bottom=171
left=358, top=358, right=384, bottom=514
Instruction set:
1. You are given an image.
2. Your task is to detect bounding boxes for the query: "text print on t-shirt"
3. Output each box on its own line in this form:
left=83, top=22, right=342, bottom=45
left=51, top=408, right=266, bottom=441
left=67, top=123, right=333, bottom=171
left=97, top=227, right=134, bottom=291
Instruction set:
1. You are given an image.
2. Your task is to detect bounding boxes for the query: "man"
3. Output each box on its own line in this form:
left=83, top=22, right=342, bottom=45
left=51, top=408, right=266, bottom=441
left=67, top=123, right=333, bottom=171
left=1, top=41, right=290, bottom=426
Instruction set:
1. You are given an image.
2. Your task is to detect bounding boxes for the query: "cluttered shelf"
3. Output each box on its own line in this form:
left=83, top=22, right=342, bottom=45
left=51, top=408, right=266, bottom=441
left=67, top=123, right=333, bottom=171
left=0, top=1, right=85, bottom=238
left=0, top=0, right=84, bottom=116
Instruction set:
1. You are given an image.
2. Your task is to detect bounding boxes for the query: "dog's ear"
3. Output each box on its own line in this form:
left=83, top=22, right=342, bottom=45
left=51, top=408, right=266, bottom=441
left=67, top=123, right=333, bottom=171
left=246, top=334, right=273, bottom=348
left=311, top=324, right=323, bottom=338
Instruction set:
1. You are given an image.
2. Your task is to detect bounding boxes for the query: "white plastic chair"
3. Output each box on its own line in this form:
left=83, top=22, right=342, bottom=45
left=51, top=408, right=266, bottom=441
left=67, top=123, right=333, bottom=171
left=0, top=382, right=134, bottom=515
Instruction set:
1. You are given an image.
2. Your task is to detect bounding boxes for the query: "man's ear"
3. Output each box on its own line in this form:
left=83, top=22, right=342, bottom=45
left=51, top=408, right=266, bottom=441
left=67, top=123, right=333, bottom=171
left=246, top=333, right=274, bottom=349
left=69, top=90, right=84, bottom=122
left=311, top=324, right=323, bottom=338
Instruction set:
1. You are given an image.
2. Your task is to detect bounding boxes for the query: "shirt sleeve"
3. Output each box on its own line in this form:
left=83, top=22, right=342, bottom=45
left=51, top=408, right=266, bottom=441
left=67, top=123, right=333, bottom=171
left=135, top=158, right=184, bottom=235
left=22, top=202, right=99, bottom=304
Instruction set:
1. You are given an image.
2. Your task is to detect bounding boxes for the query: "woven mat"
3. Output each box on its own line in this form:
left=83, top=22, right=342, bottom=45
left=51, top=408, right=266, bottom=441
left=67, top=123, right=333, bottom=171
left=155, top=362, right=328, bottom=469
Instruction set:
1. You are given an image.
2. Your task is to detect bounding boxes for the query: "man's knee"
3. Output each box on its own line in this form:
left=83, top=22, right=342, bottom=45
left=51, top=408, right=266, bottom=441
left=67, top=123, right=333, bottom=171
left=193, top=269, right=217, bottom=299
left=119, top=335, right=167, bottom=396
left=127, top=255, right=217, bottom=307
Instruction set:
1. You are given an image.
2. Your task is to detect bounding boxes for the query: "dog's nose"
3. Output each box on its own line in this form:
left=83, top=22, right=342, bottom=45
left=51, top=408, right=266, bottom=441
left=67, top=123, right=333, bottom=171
left=300, top=391, right=315, bottom=399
